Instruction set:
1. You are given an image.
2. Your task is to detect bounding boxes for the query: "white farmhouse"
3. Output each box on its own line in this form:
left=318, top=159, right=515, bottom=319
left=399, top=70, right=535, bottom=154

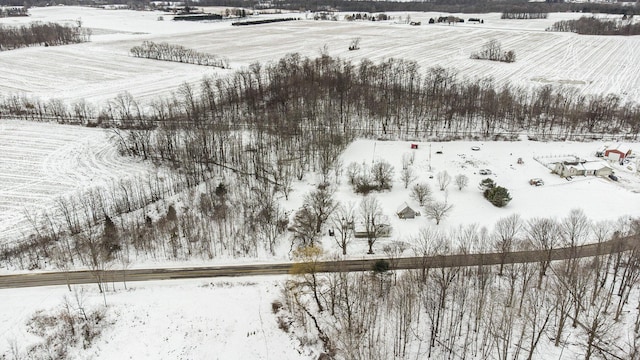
left=553, top=159, right=613, bottom=178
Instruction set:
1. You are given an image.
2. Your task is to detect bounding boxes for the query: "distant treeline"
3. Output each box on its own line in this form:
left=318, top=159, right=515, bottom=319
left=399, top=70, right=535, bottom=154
left=547, top=16, right=640, bottom=35
left=501, top=11, right=548, bottom=20
left=0, top=6, right=27, bottom=17
left=0, top=22, right=91, bottom=51
left=179, top=0, right=639, bottom=15
left=129, top=41, right=229, bottom=68
left=231, top=17, right=298, bottom=26
left=2, top=0, right=638, bottom=15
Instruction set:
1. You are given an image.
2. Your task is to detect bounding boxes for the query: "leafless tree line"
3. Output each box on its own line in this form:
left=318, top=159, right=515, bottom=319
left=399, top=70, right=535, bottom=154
left=0, top=6, right=28, bottom=17
left=129, top=41, right=229, bottom=68
left=547, top=16, right=640, bottom=36
left=0, top=171, right=186, bottom=270
left=501, top=11, right=548, bottom=20
left=2, top=54, right=640, bottom=140
left=0, top=21, right=90, bottom=51
left=0, top=165, right=299, bottom=276
left=470, top=39, right=516, bottom=63
left=280, top=213, right=640, bottom=359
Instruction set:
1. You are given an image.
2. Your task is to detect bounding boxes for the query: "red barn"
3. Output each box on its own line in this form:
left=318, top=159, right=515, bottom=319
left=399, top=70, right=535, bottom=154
left=604, top=143, right=631, bottom=161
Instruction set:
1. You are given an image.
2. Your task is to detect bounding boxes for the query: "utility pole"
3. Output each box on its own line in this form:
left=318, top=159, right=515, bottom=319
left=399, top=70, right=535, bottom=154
left=372, top=142, right=376, bottom=164
left=429, top=143, right=432, bottom=171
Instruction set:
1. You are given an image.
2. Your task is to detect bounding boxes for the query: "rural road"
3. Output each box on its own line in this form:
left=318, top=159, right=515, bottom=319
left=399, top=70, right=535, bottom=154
left=0, top=235, right=638, bottom=289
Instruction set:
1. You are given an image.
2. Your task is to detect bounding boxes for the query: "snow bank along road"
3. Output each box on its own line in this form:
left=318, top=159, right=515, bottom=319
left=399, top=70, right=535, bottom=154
left=1, top=234, right=637, bottom=289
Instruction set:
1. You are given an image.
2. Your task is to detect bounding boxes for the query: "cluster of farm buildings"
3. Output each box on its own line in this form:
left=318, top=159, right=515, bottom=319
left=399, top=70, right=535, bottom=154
left=348, top=142, right=635, bottom=239
left=551, top=143, right=633, bottom=178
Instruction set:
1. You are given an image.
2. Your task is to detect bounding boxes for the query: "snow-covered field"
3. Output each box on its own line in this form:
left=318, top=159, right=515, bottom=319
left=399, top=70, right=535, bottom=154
left=1, top=7, right=639, bottom=104
left=2, top=6, right=640, bottom=359
left=0, top=119, right=152, bottom=243
left=0, top=277, right=308, bottom=359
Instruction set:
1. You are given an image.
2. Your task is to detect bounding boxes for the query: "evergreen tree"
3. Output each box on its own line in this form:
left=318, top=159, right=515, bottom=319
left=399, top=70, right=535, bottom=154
left=102, top=215, right=120, bottom=259
left=484, top=186, right=512, bottom=207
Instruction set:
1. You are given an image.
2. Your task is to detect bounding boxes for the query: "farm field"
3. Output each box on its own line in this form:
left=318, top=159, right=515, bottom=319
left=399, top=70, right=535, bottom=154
left=0, top=7, right=639, bottom=105
left=2, top=6, right=640, bottom=359
left=0, top=120, right=153, bottom=244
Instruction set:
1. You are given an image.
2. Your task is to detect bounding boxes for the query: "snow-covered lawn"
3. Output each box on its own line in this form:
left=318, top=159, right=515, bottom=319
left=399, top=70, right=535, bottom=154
left=0, top=277, right=308, bottom=359
left=301, top=138, right=640, bottom=256
left=1, top=7, right=639, bottom=104
left=0, top=120, right=152, bottom=244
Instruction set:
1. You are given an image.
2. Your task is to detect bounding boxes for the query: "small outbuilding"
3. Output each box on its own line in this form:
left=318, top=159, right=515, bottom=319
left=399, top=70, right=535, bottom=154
left=604, top=143, right=632, bottom=161
left=354, top=223, right=392, bottom=238
left=397, top=202, right=420, bottom=219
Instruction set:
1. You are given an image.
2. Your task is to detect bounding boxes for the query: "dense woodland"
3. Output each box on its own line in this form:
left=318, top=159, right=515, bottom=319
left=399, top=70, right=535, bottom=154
left=0, top=21, right=90, bottom=51
left=2, top=54, right=639, bottom=139
left=280, top=216, right=640, bottom=359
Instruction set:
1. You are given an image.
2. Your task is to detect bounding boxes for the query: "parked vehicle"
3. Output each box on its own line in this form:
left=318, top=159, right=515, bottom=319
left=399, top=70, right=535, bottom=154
left=609, top=174, right=618, bottom=181
left=479, top=169, right=492, bottom=175
left=529, top=178, right=544, bottom=186
left=471, top=146, right=480, bottom=151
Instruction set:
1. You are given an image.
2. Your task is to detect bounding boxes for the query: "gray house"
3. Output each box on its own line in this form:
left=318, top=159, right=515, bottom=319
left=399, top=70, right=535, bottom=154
left=397, top=202, right=420, bottom=219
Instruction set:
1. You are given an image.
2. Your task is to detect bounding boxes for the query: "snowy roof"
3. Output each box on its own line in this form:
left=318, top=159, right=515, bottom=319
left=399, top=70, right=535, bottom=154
left=582, top=161, right=611, bottom=171
left=397, top=202, right=415, bottom=214
left=607, top=143, right=631, bottom=154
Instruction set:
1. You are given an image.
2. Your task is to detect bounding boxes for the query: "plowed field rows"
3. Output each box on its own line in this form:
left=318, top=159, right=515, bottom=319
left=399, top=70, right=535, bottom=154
left=0, top=8, right=639, bottom=105
left=0, top=120, right=151, bottom=243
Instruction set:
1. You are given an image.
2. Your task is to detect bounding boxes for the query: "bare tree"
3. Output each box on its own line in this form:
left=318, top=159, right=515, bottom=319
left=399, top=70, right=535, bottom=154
left=400, top=166, right=417, bottom=189
left=401, top=152, right=415, bottom=169
left=410, top=183, right=432, bottom=206
left=454, top=174, right=469, bottom=190
left=359, top=196, right=385, bottom=254
left=290, top=245, right=325, bottom=312
left=493, top=214, right=523, bottom=275
left=330, top=202, right=355, bottom=256
left=527, top=217, right=560, bottom=288
left=424, top=200, right=453, bottom=225
left=371, top=160, right=394, bottom=190
left=291, top=205, right=318, bottom=247
left=561, top=208, right=590, bottom=248
left=305, top=185, right=337, bottom=233
left=77, top=225, right=110, bottom=305
left=346, top=162, right=362, bottom=186
left=436, top=171, right=451, bottom=191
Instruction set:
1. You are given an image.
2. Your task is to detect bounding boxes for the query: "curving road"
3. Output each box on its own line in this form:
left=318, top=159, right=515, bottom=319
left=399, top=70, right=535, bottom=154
left=0, top=235, right=638, bottom=289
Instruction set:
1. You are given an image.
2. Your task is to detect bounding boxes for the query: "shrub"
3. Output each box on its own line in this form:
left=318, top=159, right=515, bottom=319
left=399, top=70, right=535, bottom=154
left=271, top=300, right=283, bottom=314
left=484, top=186, right=512, bottom=207
left=479, top=178, right=495, bottom=191
left=351, top=160, right=394, bottom=194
